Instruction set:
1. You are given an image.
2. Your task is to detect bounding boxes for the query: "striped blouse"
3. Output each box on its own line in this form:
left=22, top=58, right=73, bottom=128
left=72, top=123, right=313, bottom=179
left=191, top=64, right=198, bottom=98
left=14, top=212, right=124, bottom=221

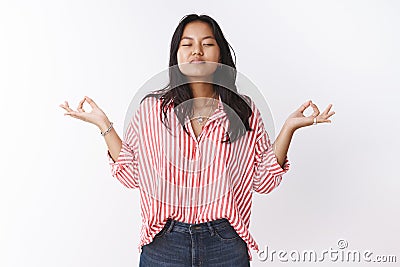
left=107, top=94, right=290, bottom=260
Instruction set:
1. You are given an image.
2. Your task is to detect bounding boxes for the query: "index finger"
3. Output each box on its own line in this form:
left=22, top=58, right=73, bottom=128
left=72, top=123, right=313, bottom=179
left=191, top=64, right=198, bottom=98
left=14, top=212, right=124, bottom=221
left=297, top=100, right=312, bottom=113
left=84, top=96, right=98, bottom=109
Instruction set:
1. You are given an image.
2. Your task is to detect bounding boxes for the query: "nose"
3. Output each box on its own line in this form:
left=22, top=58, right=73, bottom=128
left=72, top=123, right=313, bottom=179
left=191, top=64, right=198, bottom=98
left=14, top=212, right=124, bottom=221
left=192, top=45, right=203, bottom=56
left=192, top=50, right=203, bottom=56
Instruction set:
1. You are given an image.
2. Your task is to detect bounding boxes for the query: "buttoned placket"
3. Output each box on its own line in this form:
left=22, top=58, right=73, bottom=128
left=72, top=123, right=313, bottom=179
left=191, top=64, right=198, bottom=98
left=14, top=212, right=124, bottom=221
left=185, top=118, right=204, bottom=223
left=191, top=114, right=226, bottom=223
left=184, top=98, right=225, bottom=223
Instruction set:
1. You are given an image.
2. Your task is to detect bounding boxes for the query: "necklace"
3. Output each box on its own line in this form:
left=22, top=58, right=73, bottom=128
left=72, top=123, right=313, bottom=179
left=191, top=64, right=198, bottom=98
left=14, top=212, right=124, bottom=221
left=191, top=91, right=217, bottom=126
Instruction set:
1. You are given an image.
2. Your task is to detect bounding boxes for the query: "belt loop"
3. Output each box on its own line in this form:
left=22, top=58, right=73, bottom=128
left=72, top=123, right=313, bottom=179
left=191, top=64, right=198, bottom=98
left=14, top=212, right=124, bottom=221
left=167, top=219, right=175, bottom=233
left=206, top=221, right=215, bottom=236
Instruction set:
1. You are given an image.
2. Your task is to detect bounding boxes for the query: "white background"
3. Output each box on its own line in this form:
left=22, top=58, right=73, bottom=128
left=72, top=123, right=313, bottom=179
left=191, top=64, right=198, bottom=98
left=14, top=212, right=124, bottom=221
left=1, top=0, right=399, bottom=266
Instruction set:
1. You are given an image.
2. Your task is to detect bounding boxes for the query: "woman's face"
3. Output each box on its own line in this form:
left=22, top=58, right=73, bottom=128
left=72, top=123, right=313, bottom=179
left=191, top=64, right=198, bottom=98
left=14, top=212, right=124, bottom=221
left=177, top=21, right=221, bottom=79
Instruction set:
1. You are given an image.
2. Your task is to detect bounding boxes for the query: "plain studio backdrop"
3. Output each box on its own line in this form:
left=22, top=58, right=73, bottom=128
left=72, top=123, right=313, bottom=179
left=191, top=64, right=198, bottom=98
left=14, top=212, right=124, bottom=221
left=1, top=0, right=399, bottom=266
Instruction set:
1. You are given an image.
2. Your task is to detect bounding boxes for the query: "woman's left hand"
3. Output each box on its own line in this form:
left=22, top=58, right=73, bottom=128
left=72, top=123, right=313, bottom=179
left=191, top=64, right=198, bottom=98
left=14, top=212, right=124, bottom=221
left=284, top=100, right=335, bottom=132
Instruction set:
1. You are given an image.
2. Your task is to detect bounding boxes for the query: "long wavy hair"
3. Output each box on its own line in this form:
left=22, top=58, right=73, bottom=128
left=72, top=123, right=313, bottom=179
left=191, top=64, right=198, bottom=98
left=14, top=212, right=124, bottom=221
left=141, top=14, right=254, bottom=143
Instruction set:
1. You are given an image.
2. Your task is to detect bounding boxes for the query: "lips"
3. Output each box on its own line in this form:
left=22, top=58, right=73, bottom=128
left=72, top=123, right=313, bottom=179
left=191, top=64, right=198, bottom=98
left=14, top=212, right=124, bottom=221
left=190, top=60, right=206, bottom=64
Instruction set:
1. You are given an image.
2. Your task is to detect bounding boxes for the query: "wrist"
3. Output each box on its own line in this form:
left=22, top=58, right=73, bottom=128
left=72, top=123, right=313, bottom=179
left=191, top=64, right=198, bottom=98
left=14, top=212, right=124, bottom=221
left=282, top=121, right=296, bottom=134
left=98, top=119, right=112, bottom=133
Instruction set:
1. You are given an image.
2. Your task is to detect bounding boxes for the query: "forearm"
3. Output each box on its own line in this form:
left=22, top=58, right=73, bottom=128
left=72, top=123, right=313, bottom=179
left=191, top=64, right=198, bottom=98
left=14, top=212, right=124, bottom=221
left=273, top=122, right=295, bottom=168
left=99, top=120, right=122, bottom=162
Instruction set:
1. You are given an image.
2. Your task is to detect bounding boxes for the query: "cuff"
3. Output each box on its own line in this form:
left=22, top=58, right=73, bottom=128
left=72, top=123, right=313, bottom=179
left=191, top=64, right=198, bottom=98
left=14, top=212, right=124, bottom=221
left=107, top=141, right=135, bottom=175
left=261, top=144, right=291, bottom=176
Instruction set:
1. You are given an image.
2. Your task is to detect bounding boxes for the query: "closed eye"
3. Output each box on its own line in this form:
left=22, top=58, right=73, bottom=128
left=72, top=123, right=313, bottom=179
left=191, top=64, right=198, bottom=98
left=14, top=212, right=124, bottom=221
left=181, top=44, right=215, bottom=46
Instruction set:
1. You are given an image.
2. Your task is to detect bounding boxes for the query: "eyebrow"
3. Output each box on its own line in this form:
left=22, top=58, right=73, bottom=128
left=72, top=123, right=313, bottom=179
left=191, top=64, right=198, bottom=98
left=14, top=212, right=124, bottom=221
left=181, top=36, right=216, bottom=41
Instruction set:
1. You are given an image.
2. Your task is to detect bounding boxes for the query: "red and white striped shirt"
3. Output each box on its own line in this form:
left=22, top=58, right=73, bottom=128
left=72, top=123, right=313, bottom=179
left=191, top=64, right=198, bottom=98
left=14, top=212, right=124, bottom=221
left=107, top=94, right=290, bottom=260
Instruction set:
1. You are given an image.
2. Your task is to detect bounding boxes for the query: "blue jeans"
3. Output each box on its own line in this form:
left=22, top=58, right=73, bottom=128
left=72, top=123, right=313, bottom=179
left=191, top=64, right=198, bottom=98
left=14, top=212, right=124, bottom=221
left=139, top=218, right=250, bottom=267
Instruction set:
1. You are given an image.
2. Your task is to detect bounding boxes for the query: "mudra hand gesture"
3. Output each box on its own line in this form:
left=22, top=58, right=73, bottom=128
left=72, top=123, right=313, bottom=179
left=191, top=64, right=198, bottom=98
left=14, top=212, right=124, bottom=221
left=59, top=96, right=111, bottom=132
left=285, top=100, right=335, bottom=131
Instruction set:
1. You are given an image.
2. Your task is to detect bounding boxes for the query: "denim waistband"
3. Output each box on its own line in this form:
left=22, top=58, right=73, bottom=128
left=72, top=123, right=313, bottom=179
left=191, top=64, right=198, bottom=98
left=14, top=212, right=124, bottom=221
left=163, top=218, right=231, bottom=235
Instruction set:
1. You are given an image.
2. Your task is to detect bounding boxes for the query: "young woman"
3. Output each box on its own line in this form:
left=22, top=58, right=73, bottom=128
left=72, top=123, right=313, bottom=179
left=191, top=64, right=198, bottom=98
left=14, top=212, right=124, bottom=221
left=60, top=14, right=335, bottom=267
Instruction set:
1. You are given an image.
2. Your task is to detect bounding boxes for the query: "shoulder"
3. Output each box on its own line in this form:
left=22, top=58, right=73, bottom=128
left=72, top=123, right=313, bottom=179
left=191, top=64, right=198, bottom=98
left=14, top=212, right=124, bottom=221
left=133, top=94, right=164, bottom=119
left=126, top=95, right=161, bottom=127
left=140, top=94, right=161, bottom=109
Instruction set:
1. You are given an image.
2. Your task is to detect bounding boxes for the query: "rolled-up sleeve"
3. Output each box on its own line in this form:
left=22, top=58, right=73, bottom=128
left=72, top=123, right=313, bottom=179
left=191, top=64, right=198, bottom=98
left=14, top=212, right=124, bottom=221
left=107, top=111, right=139, bottom=189
left=252, top=108, right=290, bottom=194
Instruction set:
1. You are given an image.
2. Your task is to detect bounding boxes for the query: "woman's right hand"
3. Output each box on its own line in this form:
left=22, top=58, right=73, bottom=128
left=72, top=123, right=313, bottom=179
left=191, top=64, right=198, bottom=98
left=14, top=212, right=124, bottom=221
left=59, top=96, right=110, bottom=130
